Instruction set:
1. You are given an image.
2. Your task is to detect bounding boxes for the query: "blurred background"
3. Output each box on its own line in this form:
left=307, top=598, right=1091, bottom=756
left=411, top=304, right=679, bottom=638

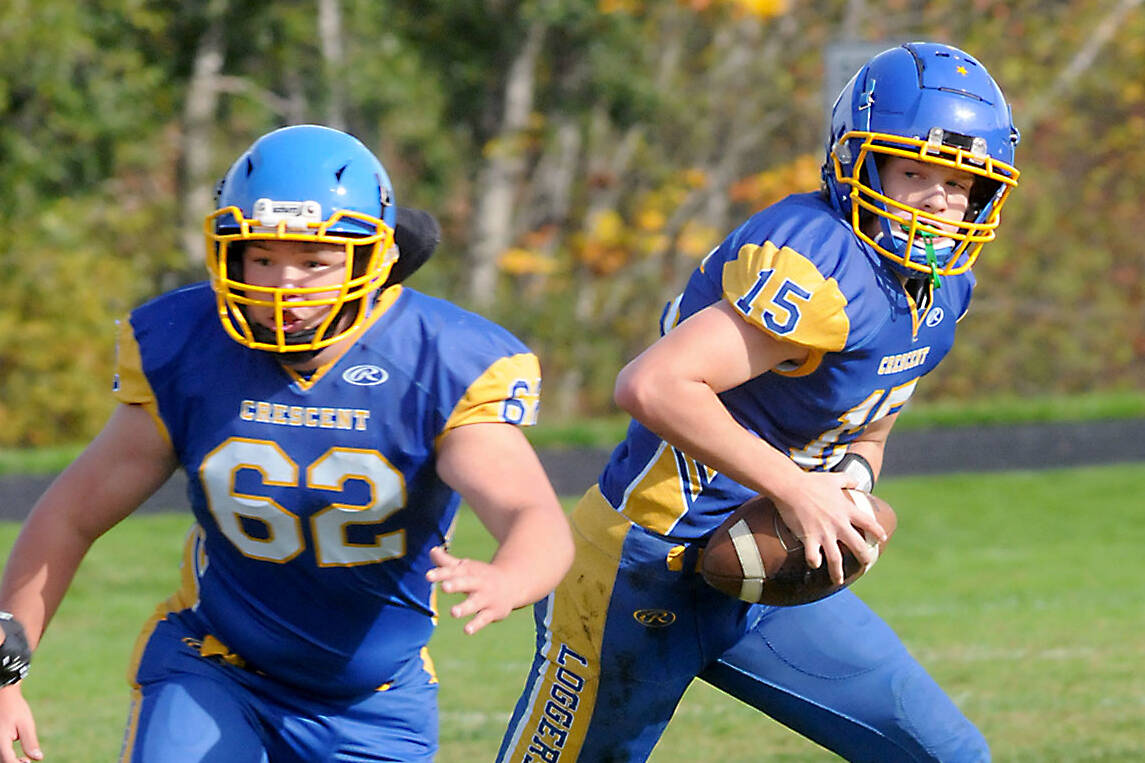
left=2, top=0, right=1144, bottom=448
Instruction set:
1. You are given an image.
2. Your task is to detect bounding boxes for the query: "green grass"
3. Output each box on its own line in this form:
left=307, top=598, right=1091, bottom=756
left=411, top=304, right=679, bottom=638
left=2, top=463, right=1144, bottom=760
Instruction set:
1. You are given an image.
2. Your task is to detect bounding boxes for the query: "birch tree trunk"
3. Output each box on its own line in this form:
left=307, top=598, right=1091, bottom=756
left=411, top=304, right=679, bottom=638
left=467, top=20, right=546, bottom=308
left=1025, top=0, right=1144, bottom=126
left=179, top=0, right=228, bottom=265
left=317, top=0, right=347, bottom=130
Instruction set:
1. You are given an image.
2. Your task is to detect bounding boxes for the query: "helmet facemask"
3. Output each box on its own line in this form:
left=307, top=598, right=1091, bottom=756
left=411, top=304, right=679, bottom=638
left=205, top=125, right=400, bottom=359
left=831, top=129, right=1018, bottom=283
left=206, top=203, right=397, bottom=357
left=821, top=43, right=1021, bottom=284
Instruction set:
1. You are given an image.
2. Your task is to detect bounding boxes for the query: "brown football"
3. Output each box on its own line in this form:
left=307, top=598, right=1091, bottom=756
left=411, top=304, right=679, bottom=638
left=700, top=490, right=897, bottom=606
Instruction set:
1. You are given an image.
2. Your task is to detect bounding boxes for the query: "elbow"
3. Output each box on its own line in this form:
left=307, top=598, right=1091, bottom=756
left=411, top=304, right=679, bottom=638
left=613, top=360, right=658, bottom=421
left=614, top=358, right=685, bottom=437
left=552, top=523, right=575, bottom=582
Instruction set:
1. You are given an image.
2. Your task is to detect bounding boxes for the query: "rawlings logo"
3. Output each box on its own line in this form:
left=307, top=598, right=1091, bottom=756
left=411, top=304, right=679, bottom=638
left=342, top=364, right=390, bottom=386
left=632, top=609, right=677, bottom=628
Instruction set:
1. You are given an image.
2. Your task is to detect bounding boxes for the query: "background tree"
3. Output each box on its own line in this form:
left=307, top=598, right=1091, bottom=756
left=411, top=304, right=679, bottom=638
left=2, top=0, right=1143, bottom=447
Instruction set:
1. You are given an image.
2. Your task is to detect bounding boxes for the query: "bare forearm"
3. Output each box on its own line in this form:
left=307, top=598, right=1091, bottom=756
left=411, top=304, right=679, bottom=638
left=435, top=422, right=574, bottom=619
left=488, top=509, right=574, bottom=609
left=845, top=410, right=899, bottom=480
left=0, top=507, right=97, bottom=649
left=620, top=375, right=806, bottom=506
left=613, top=301, right=816, bottom=505
left=0, top=404, right=176, bottom=647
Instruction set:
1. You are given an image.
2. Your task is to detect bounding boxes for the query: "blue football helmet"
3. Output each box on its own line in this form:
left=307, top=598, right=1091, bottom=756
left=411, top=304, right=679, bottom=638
left=822, top=42, right=1020, bottom=281
left=205, top=124, right=397, bottom=353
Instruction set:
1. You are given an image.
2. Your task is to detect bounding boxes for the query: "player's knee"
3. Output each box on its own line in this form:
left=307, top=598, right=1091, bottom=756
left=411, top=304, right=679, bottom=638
left=137, top=683, right=221, bottom=759
left=893, top=668, right=990, bottom=762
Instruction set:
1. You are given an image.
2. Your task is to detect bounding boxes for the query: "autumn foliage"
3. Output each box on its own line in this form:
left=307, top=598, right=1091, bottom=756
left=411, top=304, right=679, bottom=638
left=1, top=0, right=1143, bottom=445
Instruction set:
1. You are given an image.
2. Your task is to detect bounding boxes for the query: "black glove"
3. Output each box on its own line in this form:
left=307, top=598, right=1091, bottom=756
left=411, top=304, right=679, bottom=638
left=0, top=612, right=31, bottom=686
left=832, top=452, right=875, bottom=494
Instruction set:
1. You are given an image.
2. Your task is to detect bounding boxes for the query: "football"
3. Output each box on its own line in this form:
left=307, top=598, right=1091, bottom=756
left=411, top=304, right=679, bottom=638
left=700, top=490, right=897, bottom=606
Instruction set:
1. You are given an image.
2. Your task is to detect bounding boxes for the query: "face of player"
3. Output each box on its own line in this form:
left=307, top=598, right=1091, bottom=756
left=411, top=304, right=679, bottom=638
left=870, top=156, right=975, bottom=242
left=242, top=240, right=349, bottom=335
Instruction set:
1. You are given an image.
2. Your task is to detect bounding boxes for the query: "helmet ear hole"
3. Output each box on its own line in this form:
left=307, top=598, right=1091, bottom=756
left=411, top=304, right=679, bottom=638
left=966, top=178, right=1001, bottom=221
left=225, top=241, right=247, bottom=282
left=351, top=241, right=377, bottom=280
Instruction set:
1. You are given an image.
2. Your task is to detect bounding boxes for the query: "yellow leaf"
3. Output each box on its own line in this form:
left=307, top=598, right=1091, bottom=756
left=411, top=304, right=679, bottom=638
left=730, top=153, right=820, bottom=208
left=681, top=168, right=708, bottom=188
left=731, top=0, right=789, bottom=19
left=636, top=207, right=667, bottom=232
left=677, top=221, right=721, bottom=259
left=599, top=0, right=642, bottom=12
left=588, top=209, right=626, bottom=243
left=498, top=248, right=557, bottom=275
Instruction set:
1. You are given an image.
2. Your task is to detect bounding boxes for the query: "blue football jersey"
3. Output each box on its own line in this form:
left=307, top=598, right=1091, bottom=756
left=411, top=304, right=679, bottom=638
left=114, top=282, right=541, bottom=697
left=598, top=192, right=974, bottom=539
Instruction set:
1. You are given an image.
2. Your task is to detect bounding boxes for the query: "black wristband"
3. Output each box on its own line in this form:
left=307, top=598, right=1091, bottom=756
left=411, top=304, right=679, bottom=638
left=0, top=612, right=31, bottom=687
left=832, top=452, right=875, bottom=493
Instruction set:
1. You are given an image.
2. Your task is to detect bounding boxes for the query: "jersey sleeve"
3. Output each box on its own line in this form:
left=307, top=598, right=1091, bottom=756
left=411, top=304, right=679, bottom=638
left=440, top=352, right=542, bottom=435
left=112, top=315, right=173, bottom=444
left=721, top=240, right=850, bottom=376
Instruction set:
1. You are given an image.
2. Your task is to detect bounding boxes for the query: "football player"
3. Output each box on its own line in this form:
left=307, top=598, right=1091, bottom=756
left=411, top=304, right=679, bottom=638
left=498, top=42, right=1018, bottom=762
left=0, top=124, right=573, bottom=763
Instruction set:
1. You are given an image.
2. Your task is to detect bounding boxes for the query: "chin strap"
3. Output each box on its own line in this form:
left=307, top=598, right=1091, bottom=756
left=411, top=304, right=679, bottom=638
left=247, top=287, right=386, bottom=363
left=894, top=223, right=943, bottom=290
left=248, top=323, right=323, bottom=364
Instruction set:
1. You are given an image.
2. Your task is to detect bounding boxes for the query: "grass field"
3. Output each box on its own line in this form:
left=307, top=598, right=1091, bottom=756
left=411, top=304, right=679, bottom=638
left=1, top=463, right=1143, bottom=761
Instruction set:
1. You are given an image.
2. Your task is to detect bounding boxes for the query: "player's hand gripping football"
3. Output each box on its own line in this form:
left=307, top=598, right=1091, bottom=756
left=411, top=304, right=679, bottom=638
left=426, top=546, right=517, bottom=636
left=772, top=470, right=887, bottom=586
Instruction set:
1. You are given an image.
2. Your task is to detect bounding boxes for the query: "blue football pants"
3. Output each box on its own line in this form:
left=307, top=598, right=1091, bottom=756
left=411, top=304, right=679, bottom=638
left=497, top=489, right=989, bottom=762
left=120, top=610, right=438, bottom=762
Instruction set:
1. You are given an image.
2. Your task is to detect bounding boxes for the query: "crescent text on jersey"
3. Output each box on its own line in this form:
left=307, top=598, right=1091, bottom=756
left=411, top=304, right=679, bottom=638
left=876, top=346, right=932, bottom=376
left=239, top=399, right=371, bottom=431
left=342, top=364, right=390, bottom=386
